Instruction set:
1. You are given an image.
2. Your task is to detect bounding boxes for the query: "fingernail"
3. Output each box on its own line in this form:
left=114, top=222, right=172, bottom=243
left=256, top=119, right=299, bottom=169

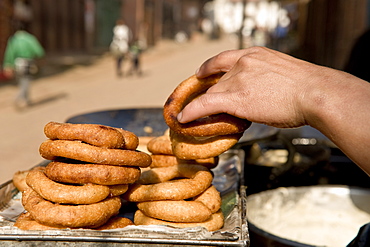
left=177, top=112, right=183, bottom=122
left=195, top=67, right=199, bottom=75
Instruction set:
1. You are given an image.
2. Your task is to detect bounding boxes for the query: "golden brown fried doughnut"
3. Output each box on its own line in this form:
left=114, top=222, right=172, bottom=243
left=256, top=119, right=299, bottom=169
left=45, top=161, right=141, bottom=185
left=193, top=185, right=221, bottom=214
left=26, top=169, right=110, bottom=204
left=134, top=210, right=224, bottom=231
left=177, top=157, right=219, bottom=169
left=147, top=135, right=172, bottom=155
left=124, top=164, right=213, bottom=202
left=12, top=167, right=45, bottom=192
left=93, top=216, right=134, bottom=230
left=12, top=170, right=30, bottom=192
left=22, top=189, right=121, bottom=228
left=115, top=128, right=139, bottom=150
left=14, top=212, right=65, bottom=230
left=39, top=140, right=151, bottom=167
left=170, top=130, right=243, bottom=159
left=44, top=122, right=125, bottom=149
left=150, top=155, right=218, bottom=169
left=163, top=74, right=251, bottom=137
left=14, top=213, right=133, bottom=231
left=137, top=185, right=221, bottom=223
left=108, top=184, right=129, bottom=197
left=150, top=154, right=178, bottom=168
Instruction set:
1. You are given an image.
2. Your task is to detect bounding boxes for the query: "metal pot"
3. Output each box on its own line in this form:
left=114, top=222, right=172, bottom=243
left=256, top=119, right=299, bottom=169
left=247, top=185, right=370, bottom=247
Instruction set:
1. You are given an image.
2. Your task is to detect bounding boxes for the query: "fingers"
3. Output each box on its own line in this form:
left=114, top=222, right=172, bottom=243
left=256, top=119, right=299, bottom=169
left=195, top=49, right=250, bottom=78
left=177, top=92, right=225, bottom=123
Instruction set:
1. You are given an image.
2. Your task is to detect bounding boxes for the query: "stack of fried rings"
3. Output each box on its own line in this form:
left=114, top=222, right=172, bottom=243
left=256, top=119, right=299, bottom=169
left=163, top=73, right=251, bottom=160
left=15, top=122, right=151, bottom=230
left=124, top=163, right=224, bottom=231
left=147, top=129, right=219, bottom=169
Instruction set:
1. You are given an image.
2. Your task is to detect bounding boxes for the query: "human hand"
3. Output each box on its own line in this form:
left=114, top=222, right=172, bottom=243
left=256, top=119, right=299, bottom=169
left=177, top=47, right=326, bottom=129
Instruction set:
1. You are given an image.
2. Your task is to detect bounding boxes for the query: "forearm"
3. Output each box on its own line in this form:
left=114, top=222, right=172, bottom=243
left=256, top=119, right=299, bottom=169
left=304, top=68, right=370, bottom=174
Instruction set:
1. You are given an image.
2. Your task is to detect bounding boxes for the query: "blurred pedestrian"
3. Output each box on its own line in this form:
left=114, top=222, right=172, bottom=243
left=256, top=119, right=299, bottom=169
left=128, top=40, right=142, bottom=76
left=110, top=19, right=131, bottom=77
left=3, top=22, right=45, bottom=109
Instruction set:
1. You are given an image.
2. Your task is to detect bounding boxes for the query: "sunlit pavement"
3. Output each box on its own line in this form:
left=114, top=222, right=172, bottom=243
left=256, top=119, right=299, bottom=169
left=0, top=33, right=238, bottom=184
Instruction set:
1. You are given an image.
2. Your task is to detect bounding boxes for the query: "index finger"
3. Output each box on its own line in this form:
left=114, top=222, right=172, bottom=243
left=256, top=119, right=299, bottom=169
left=196, top=49, right=252, bottom=78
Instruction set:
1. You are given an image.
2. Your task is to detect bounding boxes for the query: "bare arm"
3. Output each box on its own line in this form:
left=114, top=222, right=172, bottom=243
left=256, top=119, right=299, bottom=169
left=177, top=47, right=370, bottom=174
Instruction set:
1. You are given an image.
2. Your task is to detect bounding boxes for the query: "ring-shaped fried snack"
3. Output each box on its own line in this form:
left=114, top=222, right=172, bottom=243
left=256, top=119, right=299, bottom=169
left=45, top=161, right=141, bottom=185
left=93, top=216, right=134, bottom=230
left=134, top=210, right=224, bottom=231
left=44, top=122, right=138, bottom=150
left=26, top=169, right=110, bottom=204
left=108, top=184, right=129, bottom=197
left=124, top=164, right=213, bottom=202
left=150, top=155, right=219, bottom=169
left=13, top=170, right=30, bottom=192
left=137, top=185, right=221, bottom=223
left=177, top=157, right=219, bottom=169
left=14, top=212, right=65, bottom=230
left=14, top=213, right=133, bottom=230
left=170, top=130, right=243, bottom=159
left=150, top=154, right=178, bottom=168
left=39, top=140, right=151, bottom=167
left=163, top=74, right=251, bottom=137
left=22, top=189, right=121, bottom=228
left=147, top=135, right=172, bottom=155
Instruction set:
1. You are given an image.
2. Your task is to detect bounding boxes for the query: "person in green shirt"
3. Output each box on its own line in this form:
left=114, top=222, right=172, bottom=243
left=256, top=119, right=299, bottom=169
left=3, top=23, right=45, bottom=109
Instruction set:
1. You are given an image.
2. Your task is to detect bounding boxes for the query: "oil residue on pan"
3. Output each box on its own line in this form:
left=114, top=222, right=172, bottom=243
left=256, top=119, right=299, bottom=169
left=247, top=185, right=370, bottom=247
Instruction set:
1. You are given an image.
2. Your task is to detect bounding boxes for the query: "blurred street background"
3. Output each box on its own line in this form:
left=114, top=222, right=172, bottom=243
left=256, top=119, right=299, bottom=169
left=0, top=0, right=370, bottom=184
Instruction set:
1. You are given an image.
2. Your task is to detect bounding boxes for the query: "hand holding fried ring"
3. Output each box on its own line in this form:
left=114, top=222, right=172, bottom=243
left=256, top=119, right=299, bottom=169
left=163, top=74, right=251, bottom=137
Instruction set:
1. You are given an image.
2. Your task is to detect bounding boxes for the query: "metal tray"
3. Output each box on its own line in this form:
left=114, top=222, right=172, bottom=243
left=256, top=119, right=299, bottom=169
left=0, top=150, right=249, bottom=247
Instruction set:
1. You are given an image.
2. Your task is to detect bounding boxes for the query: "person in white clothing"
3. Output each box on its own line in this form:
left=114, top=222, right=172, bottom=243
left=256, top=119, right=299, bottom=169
left=110, top=19, right=131, bottom=77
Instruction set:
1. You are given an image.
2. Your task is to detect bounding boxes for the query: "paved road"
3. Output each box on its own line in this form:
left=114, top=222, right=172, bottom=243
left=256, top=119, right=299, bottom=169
left=0, top=34, right=238, bottom=184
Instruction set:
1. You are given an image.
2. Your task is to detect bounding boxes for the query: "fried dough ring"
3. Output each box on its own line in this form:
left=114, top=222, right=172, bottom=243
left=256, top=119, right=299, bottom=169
left=147, top=135, right=172, bottom=155
left=163, top=74, right=251, bottom=137
left=13, top=170, right=30, bottom=192
left=45, top=161, right=141, bottom=185
left=124, top=164, right=213, bottom=202
left=22, top=189, right=121, bottom=228
left=44, top=122, right=138, bottom=150
left=170, top=130, right=243, bottom=159
left=26, top=169, right=110, bottom=204
left=150, top=154, right=178, bottom=168
left=14, top=212, right=65, bottom=230
left=177, top=157, right=219, bottom=169
left=137, top=185, right=221, bottom=223
left=108, top=184, right=129, bottom=196
left=150, top=155, right=218, bottom=169
left=134, top=210, right=224, bottom=231
left=14, top=213, right=133, bottom=230
left=115, top=128, right=140, bottom=150
left=93, top=216, right=134, bottom=230
left=39, top=140, right=151, bottom=167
